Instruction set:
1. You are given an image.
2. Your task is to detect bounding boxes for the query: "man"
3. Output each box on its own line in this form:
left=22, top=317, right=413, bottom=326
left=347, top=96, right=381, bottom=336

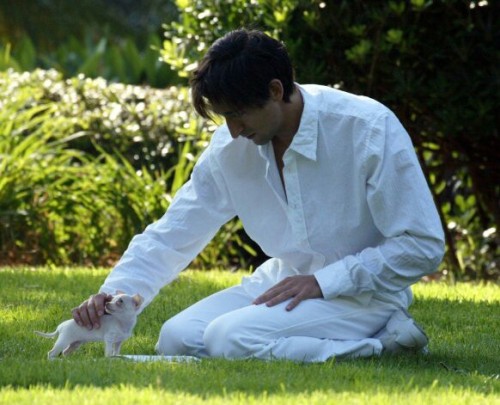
left=73, top=29, right=444, bottom=362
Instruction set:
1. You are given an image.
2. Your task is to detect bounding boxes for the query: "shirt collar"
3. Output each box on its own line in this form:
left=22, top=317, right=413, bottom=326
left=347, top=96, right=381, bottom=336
left=287, top=84, right=319, bottom=161
left=257, top=84, right=319, bottom=162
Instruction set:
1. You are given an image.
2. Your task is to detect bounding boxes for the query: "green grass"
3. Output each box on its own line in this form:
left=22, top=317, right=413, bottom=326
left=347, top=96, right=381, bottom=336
left=0, top=267, right=498, bottom=404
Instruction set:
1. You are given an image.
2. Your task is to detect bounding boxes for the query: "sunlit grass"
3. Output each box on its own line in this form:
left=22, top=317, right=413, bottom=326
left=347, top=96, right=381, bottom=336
left=0, top=267, right=498, bottom=404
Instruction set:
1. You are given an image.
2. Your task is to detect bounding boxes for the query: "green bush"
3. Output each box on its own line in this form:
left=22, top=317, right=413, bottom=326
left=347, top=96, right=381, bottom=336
left=0, top=1, right=181, bottom=87
left=0, top=33, right=181, bottom=88
left=1, top=1, right=497, bottom=279
left=0, top=0, right=177, bottom=50
left=161, top=0, right=499, bottom=280
left=0, top=69, right=254, bottom=268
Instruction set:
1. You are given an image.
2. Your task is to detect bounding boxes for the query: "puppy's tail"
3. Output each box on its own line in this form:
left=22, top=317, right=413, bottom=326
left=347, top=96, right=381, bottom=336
left=34, top=330, right=58, bottom=339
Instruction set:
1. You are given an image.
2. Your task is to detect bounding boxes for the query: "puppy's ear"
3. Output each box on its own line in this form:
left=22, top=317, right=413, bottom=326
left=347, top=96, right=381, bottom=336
left=115, top=290, right=126, bottom=295
left=132, top=294, right=144, bottom=309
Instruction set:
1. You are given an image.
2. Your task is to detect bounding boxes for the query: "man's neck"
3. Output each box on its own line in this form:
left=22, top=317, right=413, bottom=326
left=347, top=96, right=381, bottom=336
left=272, top=85, right=304, bottom=154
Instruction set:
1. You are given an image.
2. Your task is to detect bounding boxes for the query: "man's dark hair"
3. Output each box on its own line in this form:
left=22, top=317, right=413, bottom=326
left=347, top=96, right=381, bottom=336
left=190, top=29, right=295, bottom=119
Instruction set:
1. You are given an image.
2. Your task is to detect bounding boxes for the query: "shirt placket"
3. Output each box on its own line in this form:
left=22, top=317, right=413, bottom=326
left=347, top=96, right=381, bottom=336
left=283, top=152, right=309, bottom=245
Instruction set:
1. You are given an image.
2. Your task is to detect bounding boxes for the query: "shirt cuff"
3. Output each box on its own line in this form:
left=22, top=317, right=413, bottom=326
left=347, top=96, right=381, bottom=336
left=314, top=260, right=353, bottom=300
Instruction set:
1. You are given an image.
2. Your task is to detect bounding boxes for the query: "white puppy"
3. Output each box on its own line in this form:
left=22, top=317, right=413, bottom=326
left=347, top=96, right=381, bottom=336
left=35, top=293, right=143, bottom=359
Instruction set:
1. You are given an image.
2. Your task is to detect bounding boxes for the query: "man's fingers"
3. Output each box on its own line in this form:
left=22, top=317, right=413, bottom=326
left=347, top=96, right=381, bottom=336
left=72, top=293, right=111, bottom=330
left=71, top=307, right=83, bottom=326
left=254, top=287, right=287, bottom=306
left=285, top=293, right=305, bottom=311
left=253, top=289, right=279, bottom=305
left=253, top=275, right=323, bottom=310
left=88, top=293, right=111, bottom=328
left=92, top=294, right=107, bottom=317
left=87, top=297, right=100, bottom=328
left=264, top=289, right=296, bottom=307
left=255, top=282, right=301, bottom=307
left=73, top=303, right=92, bottom=329
left=253, top=278, right=293, bottom=305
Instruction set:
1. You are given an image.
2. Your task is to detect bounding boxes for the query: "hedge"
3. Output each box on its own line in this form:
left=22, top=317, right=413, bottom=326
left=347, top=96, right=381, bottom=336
left=0, top=69, right=254, bottom=268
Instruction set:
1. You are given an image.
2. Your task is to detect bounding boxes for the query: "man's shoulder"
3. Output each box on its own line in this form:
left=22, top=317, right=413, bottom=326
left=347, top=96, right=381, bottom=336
left=205, top=124, right=255, bottom=161
left=300, top=84, right=389, bottom=120
left=210, top=124, right=233, bottom=148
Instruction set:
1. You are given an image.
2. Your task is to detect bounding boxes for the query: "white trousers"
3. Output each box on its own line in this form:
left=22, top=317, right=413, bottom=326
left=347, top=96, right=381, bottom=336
left=155, top=284, right=405, bottom=362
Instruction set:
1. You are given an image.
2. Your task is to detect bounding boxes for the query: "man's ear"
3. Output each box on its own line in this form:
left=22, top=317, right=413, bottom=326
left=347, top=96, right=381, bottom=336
left=268, top=79, right=284, bottom=101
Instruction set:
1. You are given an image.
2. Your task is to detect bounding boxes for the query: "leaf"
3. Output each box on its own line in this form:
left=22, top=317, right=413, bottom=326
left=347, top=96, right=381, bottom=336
left=123, top=39, right=143, bottom=83
left=0, top=43, right=21, bottom=71
left=15, top=36, right=37, bottom=70
left=345, top=40, right=372, bottom=64
left=386, top=29, right=404, bottom=45
left=77, top=38, right=108, bottom=77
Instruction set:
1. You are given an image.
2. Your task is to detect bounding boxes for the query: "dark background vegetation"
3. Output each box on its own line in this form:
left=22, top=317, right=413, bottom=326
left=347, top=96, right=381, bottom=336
left=0, top=0, right=498, bottom=280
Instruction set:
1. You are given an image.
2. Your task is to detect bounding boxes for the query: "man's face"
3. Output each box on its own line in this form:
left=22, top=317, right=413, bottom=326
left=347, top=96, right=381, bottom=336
left=210, top=99, right=283, bottom=146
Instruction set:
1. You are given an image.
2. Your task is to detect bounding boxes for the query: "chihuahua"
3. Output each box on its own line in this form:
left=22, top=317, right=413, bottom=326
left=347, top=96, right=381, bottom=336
left=35, top=293, right=143, bottom=359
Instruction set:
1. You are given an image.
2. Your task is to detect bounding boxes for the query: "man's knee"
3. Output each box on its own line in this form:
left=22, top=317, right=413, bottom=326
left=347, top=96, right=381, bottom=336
left=155, top=316, right=203, bottom=356
left=203, top=315, right=257, bottom=359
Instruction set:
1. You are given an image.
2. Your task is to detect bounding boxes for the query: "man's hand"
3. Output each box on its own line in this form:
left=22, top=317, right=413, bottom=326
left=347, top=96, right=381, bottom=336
left=72, top=293, right=113, bottom=330
left=253, top=275, right=323, bottom=311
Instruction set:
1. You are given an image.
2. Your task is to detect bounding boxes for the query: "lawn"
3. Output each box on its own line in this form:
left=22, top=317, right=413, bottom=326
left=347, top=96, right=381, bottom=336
left=0, top=267, right=498, bottom=404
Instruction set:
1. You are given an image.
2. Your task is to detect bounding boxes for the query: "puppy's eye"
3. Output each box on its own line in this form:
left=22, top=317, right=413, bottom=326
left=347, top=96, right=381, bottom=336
left=117, top=298, right=123, bottom=305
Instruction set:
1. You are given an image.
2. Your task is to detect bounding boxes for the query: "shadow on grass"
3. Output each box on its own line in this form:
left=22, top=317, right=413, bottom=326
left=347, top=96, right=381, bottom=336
left=0, top=268, right=498, bottom=396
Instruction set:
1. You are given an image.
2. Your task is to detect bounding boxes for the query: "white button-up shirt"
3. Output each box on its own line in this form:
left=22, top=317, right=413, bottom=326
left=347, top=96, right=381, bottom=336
left=101, top=84, right=445, bottom=308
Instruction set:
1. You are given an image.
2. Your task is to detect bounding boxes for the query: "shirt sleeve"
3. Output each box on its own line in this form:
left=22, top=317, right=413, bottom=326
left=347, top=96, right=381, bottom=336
left=314, top=111, right=445, bottom=299
left=99, top=144, right=236, bottom=308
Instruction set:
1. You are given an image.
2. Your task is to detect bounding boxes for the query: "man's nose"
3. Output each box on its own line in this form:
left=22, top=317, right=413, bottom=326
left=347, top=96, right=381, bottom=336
left=226, top=118, right=244, bottom=139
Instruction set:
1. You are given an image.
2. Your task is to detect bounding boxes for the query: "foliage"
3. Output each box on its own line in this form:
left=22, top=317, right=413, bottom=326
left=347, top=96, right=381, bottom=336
left=0, top=0, right=181, bottom=87
left=161, top=0, right=500, bottom=280
left=0, top=267, right=499, bottom=404
left=0, top=1, right=497, bottom=279
left=0, top=33, right=181, bottom=88
left=0, top=0, right=177, bottom=50
left=0, top=69, right=253, bottom=268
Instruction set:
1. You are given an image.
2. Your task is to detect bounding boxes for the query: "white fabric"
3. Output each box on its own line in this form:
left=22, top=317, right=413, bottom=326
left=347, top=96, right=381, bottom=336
left=99, top=84, right=444, bottom=360
left=155, top=284, right=395, bottom=362
left=100, top=84, right=444, bottom=308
